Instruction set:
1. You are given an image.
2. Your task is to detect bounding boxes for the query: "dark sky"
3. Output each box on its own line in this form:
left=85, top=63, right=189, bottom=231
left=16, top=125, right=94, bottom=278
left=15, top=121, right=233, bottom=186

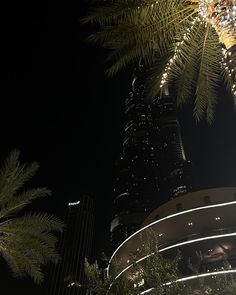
left=1, top=0, right=236, bottom=294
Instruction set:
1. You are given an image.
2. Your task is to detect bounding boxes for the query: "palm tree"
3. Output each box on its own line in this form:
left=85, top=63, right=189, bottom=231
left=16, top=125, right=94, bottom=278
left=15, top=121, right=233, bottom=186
left=84, top=0, right=236, bottom=123
left=0, top=150, right=64, bottom=284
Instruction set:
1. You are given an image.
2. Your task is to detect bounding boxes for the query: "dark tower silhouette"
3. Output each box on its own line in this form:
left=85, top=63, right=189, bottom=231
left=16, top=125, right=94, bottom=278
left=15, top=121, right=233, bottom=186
left=47, top=195, right=94, bottom=295
left=110, top=65, right=161, bottom=250
left=152, top=89, right=193, bottom=199
left=110, top=65, right=194, bottom=250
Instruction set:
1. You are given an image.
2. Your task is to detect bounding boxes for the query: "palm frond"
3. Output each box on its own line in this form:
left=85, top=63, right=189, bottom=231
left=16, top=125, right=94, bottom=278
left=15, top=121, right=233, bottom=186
left=166, top=21, right=204, bottom=105
left=0, top=213, right=64, bottom=283
left=194, top=24, right=222, bottom=123
left=86, top=0, right=196, bottom=76
left=221, top=46, right=236, bottom=103
left=82, top=0, right=144, bottom=25
left=85, top=0, right=236, bottom=120
left=0, top=238, right=45, bottom=283
left=0, top=187, right=51, bottom=218
left=146, top=52, right=174, bottom=99
left=0, top=150, right=64, bottom=283
left=0, top=150, right=39, bottom=206
left=0, top=212, right=64, bottom=234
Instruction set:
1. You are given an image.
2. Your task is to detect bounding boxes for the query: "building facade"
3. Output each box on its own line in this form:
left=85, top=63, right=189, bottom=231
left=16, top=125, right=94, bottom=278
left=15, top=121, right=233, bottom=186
left=108, top=187, right=236, bottom=292
left=47, top=195, right=94, bottom=295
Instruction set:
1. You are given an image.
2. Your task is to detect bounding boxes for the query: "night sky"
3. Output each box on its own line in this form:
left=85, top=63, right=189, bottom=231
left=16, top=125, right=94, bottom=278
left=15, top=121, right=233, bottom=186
left=1, top=0, right=236, bottom=294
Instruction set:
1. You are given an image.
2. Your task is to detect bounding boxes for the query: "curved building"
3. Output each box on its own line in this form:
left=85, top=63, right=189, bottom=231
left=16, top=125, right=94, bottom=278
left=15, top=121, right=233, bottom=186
left=108, top=187, right=236, bottom=291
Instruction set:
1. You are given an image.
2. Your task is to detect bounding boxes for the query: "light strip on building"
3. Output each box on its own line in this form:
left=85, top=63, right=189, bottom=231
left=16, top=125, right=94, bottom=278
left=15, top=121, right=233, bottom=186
left=159, top=231, right=236, bottom=253
left=113, top=232, right=236, bottom=280
left=138, top=270, right=236, bottom=295
left=139, top=288, right=154, bottom=295
left=166, top=269, right=236, bottom=284
left=114, top=253, right=154, bottom=280
left=108, top=199, right=236, bottom=276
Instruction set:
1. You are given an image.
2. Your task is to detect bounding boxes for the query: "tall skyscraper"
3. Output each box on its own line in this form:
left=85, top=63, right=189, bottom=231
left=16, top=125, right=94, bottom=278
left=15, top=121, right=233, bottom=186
left=47, top=195, right=94, bottom=295
left=110, top=64, right=193, bottom=249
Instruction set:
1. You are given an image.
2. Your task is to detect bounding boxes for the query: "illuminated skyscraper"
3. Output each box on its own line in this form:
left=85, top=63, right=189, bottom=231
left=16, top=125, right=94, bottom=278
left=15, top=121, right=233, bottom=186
left=110, top=64, right=193, bottom=249
left=47, top=195, right=94, bottom=295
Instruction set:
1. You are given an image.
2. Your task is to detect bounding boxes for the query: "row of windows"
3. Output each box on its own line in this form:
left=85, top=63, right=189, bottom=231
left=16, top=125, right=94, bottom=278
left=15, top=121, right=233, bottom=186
left=155, top=193, right=236, bottom=219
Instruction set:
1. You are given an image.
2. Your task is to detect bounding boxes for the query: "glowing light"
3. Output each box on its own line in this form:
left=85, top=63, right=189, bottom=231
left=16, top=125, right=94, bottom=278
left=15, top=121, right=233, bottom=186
left=138, top=269, right=236, bottom=294
left=159, top=1, right=236, bottom=100
left=160, top=18, right=198, bottom=89
left=108, top=199, right=236, bottom=276
left=139, top=288, right=155, bottom=295
left=68, top=200, right=80, bottom=206
left=113, top=231, right=236, bottom=280
left=159, top=231, right=236, bottom=252
left=197, top=0, right=236, bottom=49
left=67, top=281, right=82, bottom=287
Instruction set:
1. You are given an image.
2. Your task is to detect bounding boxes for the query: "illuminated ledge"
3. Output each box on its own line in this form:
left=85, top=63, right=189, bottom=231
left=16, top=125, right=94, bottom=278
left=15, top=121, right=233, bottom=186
left=114, top=231, right=236, bottom=280
left=108, top=199, right=236, bottom=276
left=139, top=269, right=236, bottom=295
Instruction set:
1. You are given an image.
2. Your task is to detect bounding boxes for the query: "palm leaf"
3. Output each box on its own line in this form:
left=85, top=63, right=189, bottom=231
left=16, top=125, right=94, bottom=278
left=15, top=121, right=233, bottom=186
left=0, top=187, right=51, bottom=218
left=0, top=213, right=64, bottom=283
left=0, top=151, right=64, bottom=283
left=85, top=0, right=196, bottom=76
left=84, top=0, right=236, bottom=120
left=0, top=150, right=39, bottom=206
left=194, top=24, right=222, bottom=123
left=166, top=21, right=204, bottom=105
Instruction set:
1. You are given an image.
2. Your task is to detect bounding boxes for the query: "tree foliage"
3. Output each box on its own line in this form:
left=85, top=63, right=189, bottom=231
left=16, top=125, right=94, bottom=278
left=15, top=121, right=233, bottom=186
left=83, top=0, right=236, bottom=123
left=0, top=150, right=64, bottom=283
left=85, top=230, right=236, bottom=294
left=85, top=230, right=184, bottom=294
